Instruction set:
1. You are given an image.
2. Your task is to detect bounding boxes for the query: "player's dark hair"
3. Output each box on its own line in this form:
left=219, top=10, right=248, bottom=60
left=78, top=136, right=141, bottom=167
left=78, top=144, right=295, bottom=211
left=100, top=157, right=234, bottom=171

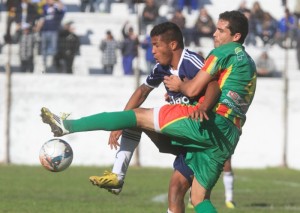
left=219, top=10, right=248, bottom=44
left=150, top=22, right=184, bottom=49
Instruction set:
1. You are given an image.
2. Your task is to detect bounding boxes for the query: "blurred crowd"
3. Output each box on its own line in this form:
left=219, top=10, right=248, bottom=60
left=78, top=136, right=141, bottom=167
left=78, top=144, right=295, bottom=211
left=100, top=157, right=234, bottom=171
left=2, top=0, right=300, bottom=75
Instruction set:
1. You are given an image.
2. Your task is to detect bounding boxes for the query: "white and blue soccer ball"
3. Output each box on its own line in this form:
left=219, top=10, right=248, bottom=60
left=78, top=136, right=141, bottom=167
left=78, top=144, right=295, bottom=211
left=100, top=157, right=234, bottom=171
left=39, top=138, right=73, bottom=172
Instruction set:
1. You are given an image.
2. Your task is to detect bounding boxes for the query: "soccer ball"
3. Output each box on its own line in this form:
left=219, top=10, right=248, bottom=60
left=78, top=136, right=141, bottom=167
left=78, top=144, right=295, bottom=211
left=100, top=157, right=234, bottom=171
left=39, top=138, right=73, bottom=172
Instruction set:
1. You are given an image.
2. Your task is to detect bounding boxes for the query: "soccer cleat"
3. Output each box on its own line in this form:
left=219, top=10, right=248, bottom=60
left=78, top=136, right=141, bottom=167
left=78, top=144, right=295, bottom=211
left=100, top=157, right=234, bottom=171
left=106, top=187, right=123, bottom=195
left=40, top=107, right=70, bottom=137
left=89, top=171, right=124, bottom=195
left=225, top=201, right=236, bottom=209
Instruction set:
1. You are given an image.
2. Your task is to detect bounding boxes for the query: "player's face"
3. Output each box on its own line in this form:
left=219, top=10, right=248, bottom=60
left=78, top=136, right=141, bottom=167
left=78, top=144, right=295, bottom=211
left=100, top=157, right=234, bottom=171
left=151, top=35, right=173, bottom=66
left=213, top=19, right=240, bottom=48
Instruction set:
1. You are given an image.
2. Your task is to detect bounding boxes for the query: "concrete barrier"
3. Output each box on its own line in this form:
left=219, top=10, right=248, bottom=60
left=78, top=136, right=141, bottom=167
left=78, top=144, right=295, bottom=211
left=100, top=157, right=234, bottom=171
left=0, top=72, right=300, bottom=169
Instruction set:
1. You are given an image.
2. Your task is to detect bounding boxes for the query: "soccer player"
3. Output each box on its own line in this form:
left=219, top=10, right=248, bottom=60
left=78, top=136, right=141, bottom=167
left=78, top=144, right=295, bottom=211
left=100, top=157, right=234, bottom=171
left=99, top=21, right=235, bottom=209
left=41, top=11, right=257, bottom=213
left=94, top=21, right=210, bottom=213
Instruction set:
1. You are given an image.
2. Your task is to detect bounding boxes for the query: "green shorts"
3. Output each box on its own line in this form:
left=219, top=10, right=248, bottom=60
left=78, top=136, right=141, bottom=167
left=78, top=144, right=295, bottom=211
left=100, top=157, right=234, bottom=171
left=154, top=104, right=241, bottom=190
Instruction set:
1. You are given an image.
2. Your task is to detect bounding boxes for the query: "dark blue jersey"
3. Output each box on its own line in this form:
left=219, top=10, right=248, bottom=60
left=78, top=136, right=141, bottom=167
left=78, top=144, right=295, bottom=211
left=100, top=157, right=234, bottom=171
left=145, top=49, right=204, bottom=104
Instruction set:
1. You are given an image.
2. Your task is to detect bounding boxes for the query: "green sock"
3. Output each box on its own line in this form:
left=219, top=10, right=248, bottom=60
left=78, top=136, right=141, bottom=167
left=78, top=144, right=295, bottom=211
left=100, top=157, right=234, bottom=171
left=63, top=110, right=137, bottom=133
left=194, top=200, right=217, bottom=213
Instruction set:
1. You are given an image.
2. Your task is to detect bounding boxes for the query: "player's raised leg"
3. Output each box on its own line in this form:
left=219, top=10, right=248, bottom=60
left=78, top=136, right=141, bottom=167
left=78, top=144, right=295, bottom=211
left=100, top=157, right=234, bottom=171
left=40, top=107, right=151, bottom=135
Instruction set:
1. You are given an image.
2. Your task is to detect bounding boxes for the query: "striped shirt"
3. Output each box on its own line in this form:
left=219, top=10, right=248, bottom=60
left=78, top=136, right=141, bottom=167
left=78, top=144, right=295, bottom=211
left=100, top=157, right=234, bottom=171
left=145, top=49, right=204, bottom=104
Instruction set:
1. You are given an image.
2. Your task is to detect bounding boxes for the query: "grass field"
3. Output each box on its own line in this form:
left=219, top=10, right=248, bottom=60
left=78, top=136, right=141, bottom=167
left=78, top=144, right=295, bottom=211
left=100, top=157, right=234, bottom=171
left=1, top=165, right=300, bottom=213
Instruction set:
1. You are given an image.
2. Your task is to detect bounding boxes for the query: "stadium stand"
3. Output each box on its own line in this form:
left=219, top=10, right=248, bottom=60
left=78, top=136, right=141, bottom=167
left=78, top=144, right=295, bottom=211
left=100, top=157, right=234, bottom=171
left=0, top=0, right=298, bottom=75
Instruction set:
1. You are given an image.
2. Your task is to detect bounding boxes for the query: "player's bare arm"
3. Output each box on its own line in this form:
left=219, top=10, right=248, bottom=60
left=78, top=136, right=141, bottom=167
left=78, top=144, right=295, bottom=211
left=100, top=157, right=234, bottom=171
left=164, top=70, right=212, bottom=98
left=108, top=84, right=153, bottom=149
left=189, top=80, right=221, bottom=121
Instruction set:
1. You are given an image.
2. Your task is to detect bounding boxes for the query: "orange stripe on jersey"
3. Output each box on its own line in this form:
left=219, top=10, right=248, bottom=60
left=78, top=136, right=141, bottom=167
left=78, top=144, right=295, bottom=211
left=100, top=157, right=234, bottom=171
left=215, top=104, right=241, bottom=129
left=216, top=104, right=231, bottom=118
left=233, top=117, right=241, bottom=129
left=202, top=55, right=218, bottom=75
left=159, top=104, right=198, bottom=130
left=218, top=65, right=232, bottom=89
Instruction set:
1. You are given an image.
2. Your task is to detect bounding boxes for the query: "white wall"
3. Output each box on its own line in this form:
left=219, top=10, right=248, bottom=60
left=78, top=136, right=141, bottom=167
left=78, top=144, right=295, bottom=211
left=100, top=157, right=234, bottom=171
left=1, top=71, right=300, bottom=170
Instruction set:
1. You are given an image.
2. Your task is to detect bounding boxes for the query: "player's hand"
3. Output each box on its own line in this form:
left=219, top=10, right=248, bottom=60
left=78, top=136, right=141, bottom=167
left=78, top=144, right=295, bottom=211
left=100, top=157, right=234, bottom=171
left=189, top=104, right=209, bottom=122
left=108, top=130, right=122, bottom=150
left=163, top=75, right=182, bottom=92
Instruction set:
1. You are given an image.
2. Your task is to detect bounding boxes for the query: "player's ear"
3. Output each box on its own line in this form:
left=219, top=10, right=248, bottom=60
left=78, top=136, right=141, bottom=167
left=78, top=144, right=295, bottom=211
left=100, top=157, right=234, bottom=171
left=232, top=33, right=241, bottom=42
left=169, top=40, right=178, bottom=50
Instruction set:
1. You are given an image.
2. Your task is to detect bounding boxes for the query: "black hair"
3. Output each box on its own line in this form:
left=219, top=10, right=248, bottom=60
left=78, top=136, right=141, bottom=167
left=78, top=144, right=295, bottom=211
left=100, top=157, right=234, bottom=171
left=150, top=22, right=184, bottom=49
left=219, top=10, right=248, bottom=44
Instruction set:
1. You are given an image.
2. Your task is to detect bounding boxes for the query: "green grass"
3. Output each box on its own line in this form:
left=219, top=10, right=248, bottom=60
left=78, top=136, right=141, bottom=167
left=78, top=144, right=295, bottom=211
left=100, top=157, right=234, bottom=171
left=1, top=165, right=300, bottom=213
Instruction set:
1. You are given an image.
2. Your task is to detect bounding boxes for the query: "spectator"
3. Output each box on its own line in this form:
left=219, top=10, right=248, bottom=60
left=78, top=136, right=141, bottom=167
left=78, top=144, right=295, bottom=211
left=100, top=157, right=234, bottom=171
left=176, top=0, right=198, bottom=14
left=193, top=7, right=216, bottom=46
left=95, top=0, right=113, bottom=13
left=170, top=9, right=191, bottom=46
left=15, top=0, right=39, bottom=27
left=80, top=0, right=96, bottom=12
left=154, top=4, right=168, bottom=25
left=120, top=21, right=139, bottom=75
left=243, top=9, right=257, bottom=46
left=294, top=0, right=300, bottom=26
left=276, top=8, right=297, bottom=48
left=197, top=0, right=211, bottom=9
left=237, top=0, right=250, bottom=13
left=170, top=9, right=186, bottom=31
left=141, top=27, right=156, bottom=74
left=99, top=30, right=120, bottom=75
left=4, top=0, right=18, bottom=44
left=123, top=0, right=136, bottom=14
left=140, top=0, right=159, bottom=34
left=36, top=0, right=65, bottom=72
left=251, top=1, right=265, bottom=39
left=15, top=0, right=39, bottom=43
left=54, top=21, right=80, bottom=74
left=19, top=23, right=36, bottom=72
left=256, top=51, right=277, bottom=77
left=258, top=12, right=277, bottom=47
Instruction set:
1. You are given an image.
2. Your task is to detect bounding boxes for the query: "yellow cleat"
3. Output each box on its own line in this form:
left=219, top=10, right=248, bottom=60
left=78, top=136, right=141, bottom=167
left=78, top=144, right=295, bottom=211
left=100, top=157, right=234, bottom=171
left=89, top=171, right=124, bottom=195
left=225, top=201, right=236, bottom=209
left=40, top=107, right=70, bottom=137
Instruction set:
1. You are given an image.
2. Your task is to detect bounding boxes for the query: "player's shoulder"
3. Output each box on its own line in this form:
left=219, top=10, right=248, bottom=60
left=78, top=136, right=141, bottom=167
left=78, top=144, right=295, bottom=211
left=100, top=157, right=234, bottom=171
left=184, top=49, right=204, bottom=62
left=154, top=63, right=169, bottom=72
left=214, top=42, right=243, bottom=55
left=182, top=49, right=204, bottom=69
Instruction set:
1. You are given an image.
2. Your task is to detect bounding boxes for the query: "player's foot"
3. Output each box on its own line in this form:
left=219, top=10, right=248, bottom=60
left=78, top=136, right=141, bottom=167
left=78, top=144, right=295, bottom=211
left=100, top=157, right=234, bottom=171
left=89, top=171, right=124, bottom=195
left=40, top=107, right=70, bottom=137
left=225, top=201, right=236, bottom=209
left=106, top=187, right=123, bottom=195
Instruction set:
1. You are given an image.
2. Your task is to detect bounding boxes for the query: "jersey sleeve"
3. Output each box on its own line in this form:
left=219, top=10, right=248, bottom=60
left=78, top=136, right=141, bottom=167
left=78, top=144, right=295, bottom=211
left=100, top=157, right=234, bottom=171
left=144, top=64, right=167, bottom=88
left=201, top=53, right=222, bottom=77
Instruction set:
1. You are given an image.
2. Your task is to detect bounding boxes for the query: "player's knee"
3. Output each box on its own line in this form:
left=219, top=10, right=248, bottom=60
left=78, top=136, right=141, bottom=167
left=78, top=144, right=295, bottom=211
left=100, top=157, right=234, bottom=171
left=134, top=108, right=154, bottom=129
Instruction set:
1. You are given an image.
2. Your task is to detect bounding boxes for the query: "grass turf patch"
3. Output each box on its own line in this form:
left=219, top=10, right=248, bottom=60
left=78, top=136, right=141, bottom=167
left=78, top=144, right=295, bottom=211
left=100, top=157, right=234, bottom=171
left=1, top=165, right=300, bottom=213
